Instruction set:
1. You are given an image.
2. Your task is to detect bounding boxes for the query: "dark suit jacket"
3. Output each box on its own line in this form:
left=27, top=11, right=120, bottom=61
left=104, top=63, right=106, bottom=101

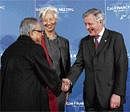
left=44, top=34, right=70, bottom=79
left=56, top=35, right=70, bottom=78
left=68, top=29, right=128, bottom=108
left=1, top=35, right=61, bottom=111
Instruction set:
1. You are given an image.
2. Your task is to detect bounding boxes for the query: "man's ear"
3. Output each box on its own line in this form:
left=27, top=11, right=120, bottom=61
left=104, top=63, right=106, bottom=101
left=28, top=31, right=33, bottom=37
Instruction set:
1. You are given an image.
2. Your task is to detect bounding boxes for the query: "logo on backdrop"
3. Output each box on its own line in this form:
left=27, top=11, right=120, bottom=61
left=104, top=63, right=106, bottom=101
left=107, top=1, right=130, bottom=20
left=36, top=7, right=74, bottom=14
left=0, top=5, right=5, bottom=11
left=35, top=5, right=75, bottom=21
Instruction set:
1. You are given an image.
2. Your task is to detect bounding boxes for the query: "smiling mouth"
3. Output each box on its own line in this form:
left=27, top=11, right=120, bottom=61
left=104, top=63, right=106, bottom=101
left=46, top=25, right=53, bottom=28
left=89, top=28, right=94, bottom=31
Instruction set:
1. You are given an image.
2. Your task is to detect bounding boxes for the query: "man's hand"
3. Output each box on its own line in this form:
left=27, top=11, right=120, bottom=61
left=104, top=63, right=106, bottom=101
left=110, top=94, right=121, bottom=109
left=61, top=78, right=72, bottom=92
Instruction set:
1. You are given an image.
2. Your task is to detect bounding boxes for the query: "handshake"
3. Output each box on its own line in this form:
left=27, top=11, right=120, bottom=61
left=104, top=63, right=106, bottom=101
left=61, top=78, right=72, bottom=93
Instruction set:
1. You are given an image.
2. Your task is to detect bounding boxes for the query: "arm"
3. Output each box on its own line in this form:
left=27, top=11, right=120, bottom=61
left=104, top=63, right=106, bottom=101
left=113, top=33, right=128, bottom=96
left=110, top=33, right=128, bottom=109
left=67, top=39, right=85, bottom=85
left=64, top=40, right=71, bottom=75
left=32, top=45, right=61, bottom=96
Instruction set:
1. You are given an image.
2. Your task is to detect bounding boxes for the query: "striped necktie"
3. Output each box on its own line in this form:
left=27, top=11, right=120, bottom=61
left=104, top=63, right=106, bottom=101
left=94, top=35, right=99, bottom=49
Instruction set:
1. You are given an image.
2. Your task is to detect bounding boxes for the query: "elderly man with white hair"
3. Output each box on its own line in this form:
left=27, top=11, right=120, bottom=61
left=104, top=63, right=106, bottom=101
left=1, top=17, right=64, bottom=111
left=63, top=8, right=128, bottom=111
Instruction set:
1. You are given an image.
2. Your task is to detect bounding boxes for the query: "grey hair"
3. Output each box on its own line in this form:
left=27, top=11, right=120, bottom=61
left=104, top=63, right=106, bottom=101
left=82, top=8, right=105, bottom=24
left=19, top=17, right=38, bottom=36
left=39, top=6, right=58, bottom=20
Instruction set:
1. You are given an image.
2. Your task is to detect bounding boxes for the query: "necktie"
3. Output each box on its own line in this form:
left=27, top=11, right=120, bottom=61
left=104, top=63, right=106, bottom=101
left=41, top=36, right=58, bottom=112
left=94, top=35, right=99, bottom=49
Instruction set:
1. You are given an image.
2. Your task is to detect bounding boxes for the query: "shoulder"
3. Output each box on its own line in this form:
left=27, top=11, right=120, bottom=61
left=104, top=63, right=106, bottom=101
left=1, top=39, right=19, bottom=59
left=57, top=35, right=69, bottom=43
left=107, top=29, right=123, bottom=39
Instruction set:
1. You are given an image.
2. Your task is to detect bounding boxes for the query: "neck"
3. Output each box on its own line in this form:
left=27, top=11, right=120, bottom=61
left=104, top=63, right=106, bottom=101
left=97, top=26, right=104, bottom=35
left=45, top=30, right=56, bottom=40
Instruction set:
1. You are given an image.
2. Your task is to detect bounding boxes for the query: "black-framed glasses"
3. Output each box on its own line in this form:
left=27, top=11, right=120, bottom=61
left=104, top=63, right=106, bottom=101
left=33, top=29, right=43, bottom=33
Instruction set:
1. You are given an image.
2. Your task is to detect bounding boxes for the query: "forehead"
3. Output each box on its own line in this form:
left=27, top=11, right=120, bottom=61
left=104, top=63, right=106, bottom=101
left=44, top=10, right=55, bottom=18
left=84, top=14, right=96, bottom=22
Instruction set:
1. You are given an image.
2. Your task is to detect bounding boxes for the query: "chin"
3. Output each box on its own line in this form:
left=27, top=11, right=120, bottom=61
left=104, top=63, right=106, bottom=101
left=89, top=34, right=94, bottom=36
left=90, top=33, right=97, bottom=36
left=47, top=28, right=54, bottom=32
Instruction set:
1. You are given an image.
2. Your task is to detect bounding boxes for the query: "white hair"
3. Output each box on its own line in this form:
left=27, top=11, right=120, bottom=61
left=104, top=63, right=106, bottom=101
left=39, top=6, right=58, bottom=20
left=19, top=17, right=38, bottom=36
left=83, top=8, right=105, bottom=25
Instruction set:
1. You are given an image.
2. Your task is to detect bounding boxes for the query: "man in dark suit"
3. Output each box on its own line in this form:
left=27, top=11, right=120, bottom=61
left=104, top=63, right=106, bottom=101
left=63, top=8, right=128, bottom=111
left=0, top=17, right=63, bottom=111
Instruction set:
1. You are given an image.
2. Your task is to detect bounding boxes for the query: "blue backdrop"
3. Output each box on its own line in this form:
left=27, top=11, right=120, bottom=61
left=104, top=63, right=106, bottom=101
left=0, top=0, right=130, bottom=111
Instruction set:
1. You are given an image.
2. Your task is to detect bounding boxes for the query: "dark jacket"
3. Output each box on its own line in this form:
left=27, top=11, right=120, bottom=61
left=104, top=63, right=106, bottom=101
left=68, top=29, right=128, bottom=108
left=44, top=34, right=70, bottom=79
left=44, top=34, right=71, bottom=111
left=1, top=35, right=61, bottom=111
left=56, top=35, right=70, bottom=78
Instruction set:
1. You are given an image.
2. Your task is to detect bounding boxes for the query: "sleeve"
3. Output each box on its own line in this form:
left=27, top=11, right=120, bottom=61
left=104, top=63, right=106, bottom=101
left=64, top=39, right=71, bottom=75
left=113, top=33, right=128, bottom=96
left=67, top=39, right=85, bottom=85
left=32, top=45, right=61, bottom=96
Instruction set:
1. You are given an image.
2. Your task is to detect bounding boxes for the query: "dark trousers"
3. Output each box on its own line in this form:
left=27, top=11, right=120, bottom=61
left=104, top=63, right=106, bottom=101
left=85, top=96, right=123, bottom=112
left=83, top=86, right=123, bottom=112
left=85, top=105, right=123, bottom=112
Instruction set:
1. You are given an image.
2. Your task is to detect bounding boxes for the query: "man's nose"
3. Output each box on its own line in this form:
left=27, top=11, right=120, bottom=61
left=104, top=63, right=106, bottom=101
left=86, top=24, right=90, bottom=29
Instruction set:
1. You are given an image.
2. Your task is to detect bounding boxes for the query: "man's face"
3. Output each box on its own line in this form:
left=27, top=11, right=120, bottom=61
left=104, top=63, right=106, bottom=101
left=42, top=11, right=56, bottom=32
left=31, top=23, right=43, bottom=44
left=84, top=14, right=102, bottom=36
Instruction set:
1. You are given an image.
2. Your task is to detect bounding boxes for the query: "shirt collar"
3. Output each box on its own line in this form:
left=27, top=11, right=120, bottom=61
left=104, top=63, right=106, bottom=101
left=94, top=27, right=105, bottom=42
left=98, top=27, right=105, bottom=37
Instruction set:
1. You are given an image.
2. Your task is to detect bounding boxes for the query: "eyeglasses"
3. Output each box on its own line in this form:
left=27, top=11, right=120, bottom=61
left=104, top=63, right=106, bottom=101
left=33, top=29, right=43, bottom=33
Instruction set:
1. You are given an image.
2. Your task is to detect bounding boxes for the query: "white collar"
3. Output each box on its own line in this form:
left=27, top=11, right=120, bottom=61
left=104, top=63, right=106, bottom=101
left=96, top=27, right=105, bottom=42
left=98, top=27, right=105, bottom=37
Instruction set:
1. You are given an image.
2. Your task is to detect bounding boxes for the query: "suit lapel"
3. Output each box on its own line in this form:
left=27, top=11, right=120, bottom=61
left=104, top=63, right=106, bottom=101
left=87, top=36, right=95, bottom=57
left=95, top=29, right=109, bottom=55
left=57, top=36, right=65, bottom=69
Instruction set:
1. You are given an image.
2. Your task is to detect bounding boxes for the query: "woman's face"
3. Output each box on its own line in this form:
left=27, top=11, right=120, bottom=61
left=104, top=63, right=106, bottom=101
left=42, top=11, right=57, bottom=33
